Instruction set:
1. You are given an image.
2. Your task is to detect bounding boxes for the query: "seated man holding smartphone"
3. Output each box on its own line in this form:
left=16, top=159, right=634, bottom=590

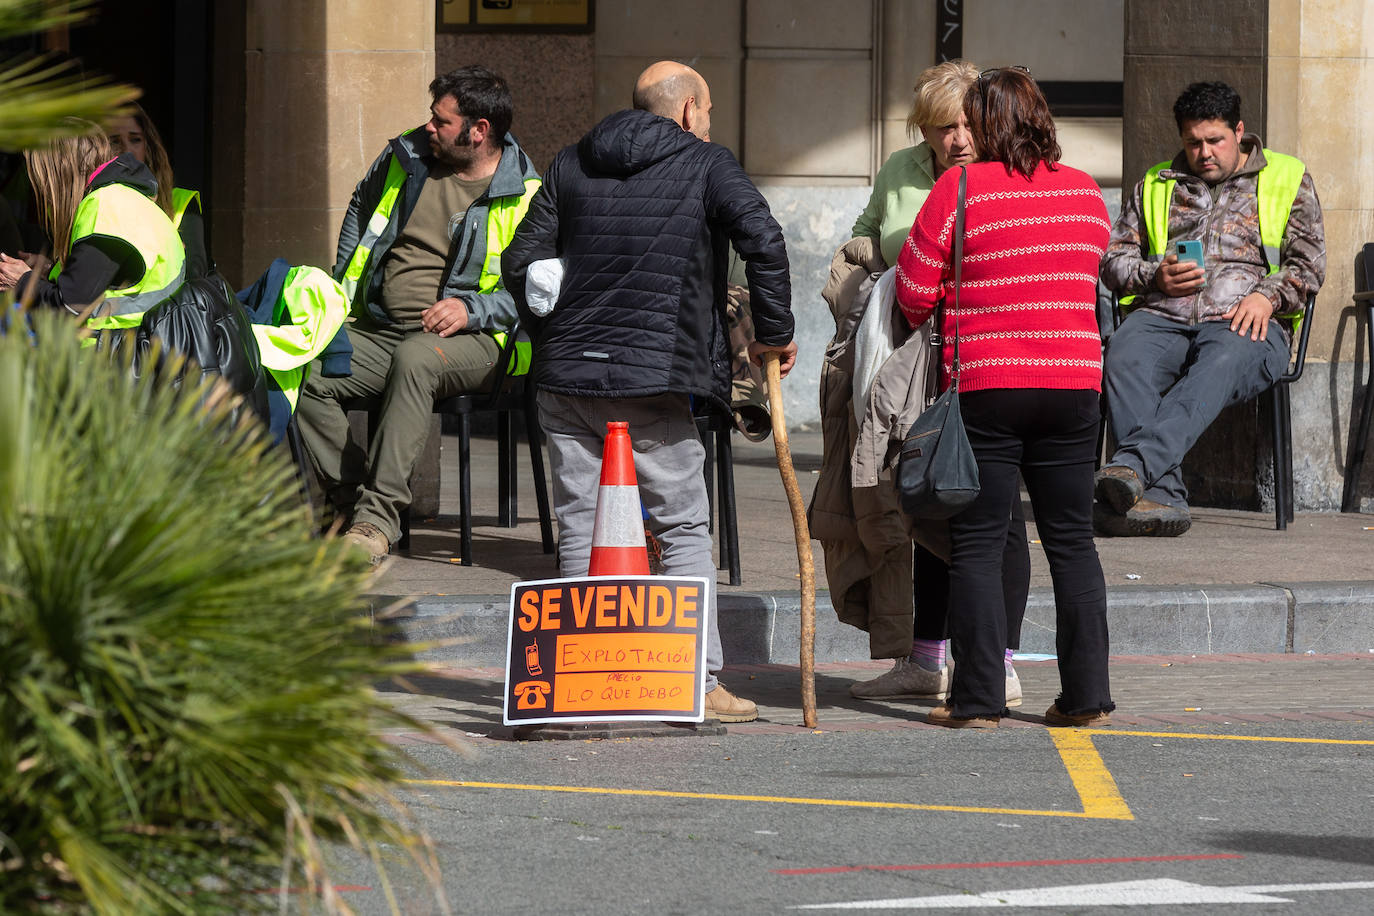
left=1096, top=81, right=1325, bottom=536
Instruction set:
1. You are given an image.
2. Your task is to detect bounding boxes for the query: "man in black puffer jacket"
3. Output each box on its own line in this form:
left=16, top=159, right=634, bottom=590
left=504, top=61, right=796, bottom=723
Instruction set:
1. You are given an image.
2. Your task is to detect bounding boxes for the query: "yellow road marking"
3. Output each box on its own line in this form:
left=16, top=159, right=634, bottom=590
left=409, top=730, right=1133, bottom=820
left=1048, top=729, right=1133, bottom=820
left=407, top=779, right=1124, bottom=819
left=1080, top=729, right=1374, bottom=746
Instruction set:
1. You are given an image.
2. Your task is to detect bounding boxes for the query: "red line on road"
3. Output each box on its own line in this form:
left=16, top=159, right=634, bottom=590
left=773, top=854, right=1243, bottom=875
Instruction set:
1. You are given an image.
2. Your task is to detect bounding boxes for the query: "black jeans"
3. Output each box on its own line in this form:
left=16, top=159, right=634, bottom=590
left=947, top=388, right=1114, bottom=718
left=913, top=505, right=1029, bottom=647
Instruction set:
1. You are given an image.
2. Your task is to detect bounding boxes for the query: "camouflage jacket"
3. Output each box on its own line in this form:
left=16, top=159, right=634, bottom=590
left=1100, top=135, right=1325, bottom=334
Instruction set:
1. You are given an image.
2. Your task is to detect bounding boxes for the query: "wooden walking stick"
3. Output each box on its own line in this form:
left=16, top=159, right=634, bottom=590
left=763, top=352, right=817, bottom=728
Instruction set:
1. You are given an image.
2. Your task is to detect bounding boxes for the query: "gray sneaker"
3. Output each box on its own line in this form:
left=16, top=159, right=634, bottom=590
left=850, top=658, right=949, bottom=699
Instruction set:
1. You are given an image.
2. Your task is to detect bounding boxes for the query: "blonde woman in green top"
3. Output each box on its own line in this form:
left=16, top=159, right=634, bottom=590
left=853, top=59, right=978, bottom=267
left=847, top=59, right=1032, bottom=705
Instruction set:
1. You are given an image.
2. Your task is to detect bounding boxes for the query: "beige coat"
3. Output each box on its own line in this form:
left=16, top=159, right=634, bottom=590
left=809, top=237, right=943, bottom=659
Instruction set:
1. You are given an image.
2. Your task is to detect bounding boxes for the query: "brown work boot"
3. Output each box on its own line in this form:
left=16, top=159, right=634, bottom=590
left=704, top=683, right=758, bottom=723
left=1093, top=465, right=1145, bottom=513
left=1093, top=499, right=1191, bottom=537
left=927, top=704, right=999, bottom=729
left=1044, top=702, right=1112, bottom=727
left=344, top=521, right=390, bottom=565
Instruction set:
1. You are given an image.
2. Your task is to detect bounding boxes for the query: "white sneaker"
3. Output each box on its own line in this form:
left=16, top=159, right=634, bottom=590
left=850, top=658, right=949, bottom=699
left=1005, top=664, right=1023, bottom=708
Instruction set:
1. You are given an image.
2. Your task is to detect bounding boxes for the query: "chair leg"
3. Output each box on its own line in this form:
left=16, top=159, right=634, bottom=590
left=1342, top=314, right=1374, bottom=512
left=498, top=409, right=517, bottom=528
left=524, top=405, right=555, bottom=554
left=458, top=412, right=473, bottom=566
left=284, top=414, right=317, bottom=528
left=716, top=424, right=741, bottom=586
left=1271, top=385, right=1290, bottom=531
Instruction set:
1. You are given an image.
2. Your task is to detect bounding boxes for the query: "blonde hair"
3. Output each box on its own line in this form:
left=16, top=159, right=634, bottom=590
left=122, top=102, right=175, bottom=217
left=23, top=120, right=113, bottom=263
left=906, top=59, right=980, bottom=138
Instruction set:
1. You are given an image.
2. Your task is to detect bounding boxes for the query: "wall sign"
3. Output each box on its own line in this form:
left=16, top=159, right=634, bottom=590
left=439, top=0, right=595, bottom=33
left=503, top=575, right=708, bottom=726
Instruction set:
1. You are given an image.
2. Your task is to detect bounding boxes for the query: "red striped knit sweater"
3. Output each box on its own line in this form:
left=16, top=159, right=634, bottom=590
left=894, top=161, right=1110, bottom=393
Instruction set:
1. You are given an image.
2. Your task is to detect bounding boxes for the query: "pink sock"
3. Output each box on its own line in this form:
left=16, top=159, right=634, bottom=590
left=909, top=639, right=945, bottom=671
left=1005, top=648, right=1015, bottom=671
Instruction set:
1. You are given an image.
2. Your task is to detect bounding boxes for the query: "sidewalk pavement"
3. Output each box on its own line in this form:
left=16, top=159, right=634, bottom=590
left=368, top=430, right=1374, bottom=666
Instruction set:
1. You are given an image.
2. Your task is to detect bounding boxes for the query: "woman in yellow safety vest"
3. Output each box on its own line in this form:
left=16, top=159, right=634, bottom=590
left=0, top=119, right=185, bottom=331
left=107, top=103, right=209, bottom=279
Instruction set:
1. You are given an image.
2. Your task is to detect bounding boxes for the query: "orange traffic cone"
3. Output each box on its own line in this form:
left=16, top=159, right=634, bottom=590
left=588, top=421, right=651, bottom=576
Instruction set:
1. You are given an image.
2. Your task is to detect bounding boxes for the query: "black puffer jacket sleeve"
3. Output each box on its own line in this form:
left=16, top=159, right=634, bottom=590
left=704, top=148, right=792, bottom=346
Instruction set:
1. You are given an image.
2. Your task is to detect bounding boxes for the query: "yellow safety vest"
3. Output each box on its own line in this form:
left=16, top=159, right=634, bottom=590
left=62, top=182, right=186, bottom=332
left=337, top=145, right=538, bottom=375
left=170, top=187, right=201, bottom=230
left=1131, top=150, right=1306, bottom=326
left=249, top=265, right=349, bottom=413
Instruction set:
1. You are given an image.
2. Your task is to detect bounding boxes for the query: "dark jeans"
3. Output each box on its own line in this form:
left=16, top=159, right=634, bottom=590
left=913, top=505, right=1029, bottom=648
left=1104, top=311, right=1290, bottom=508
left=947, top=388, right=1114, bottom=718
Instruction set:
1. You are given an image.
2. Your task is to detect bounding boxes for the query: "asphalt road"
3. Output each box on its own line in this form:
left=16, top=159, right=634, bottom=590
left=323, top=656, right=1374, bottom=915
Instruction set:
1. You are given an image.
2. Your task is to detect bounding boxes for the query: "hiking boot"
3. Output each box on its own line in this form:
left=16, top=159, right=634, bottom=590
left=1044, top=702, right=1112, bottom=727
left=1093, top=499, right=1191, bottom=537
left=1094, top=465, right=1145, bottom=513
left=704, top=684, right=758, bottom=723
left=927, top=704, right=999, bottom=729
left=344, top=522, right=390, bottom=565
left=849, top=658, right=949, bottom=700
left=1005, top=664, right=1023, bottom=708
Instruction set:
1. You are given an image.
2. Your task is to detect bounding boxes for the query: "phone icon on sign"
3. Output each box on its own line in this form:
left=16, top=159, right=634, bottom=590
left=525, top=642, right=542, bottom=676
left=513, top=680, right=551, bottom=710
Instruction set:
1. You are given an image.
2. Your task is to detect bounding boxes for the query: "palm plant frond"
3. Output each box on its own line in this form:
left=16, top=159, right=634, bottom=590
left=0, top=312, right=443, bottom=913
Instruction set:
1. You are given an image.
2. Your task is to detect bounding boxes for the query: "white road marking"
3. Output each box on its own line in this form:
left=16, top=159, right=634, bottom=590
left=792, top=878, right=1374, bottom=909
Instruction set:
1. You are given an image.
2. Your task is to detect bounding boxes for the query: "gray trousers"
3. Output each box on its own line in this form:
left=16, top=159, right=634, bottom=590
left=1103, top=311, right=1290, bottom=508
left=537, top=391, right=725, bottom=690
left=296, top=323, right=500, bottom=542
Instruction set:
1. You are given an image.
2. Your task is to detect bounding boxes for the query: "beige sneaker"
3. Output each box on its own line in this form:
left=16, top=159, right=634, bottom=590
left=927, top=704, right=999, bottom=729
left=1044, top=702, right=1112, bottom=727
left=1005, top=664, right=1023, bottom=708
left=704, top=684, right=758, bottom=723
left=344, top=522, right=390, bottom=565
left=850, top=658, right=949, bottom=700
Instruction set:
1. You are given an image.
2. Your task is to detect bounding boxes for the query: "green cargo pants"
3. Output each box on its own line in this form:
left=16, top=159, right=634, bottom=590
left=296, top=322, right=500, bottom=543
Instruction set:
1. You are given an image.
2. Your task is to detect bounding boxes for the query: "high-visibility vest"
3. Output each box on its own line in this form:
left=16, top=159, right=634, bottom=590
left=337, top=147, right=539, bottom=375
left=249, top=265, right=349, bottom=413
left=170, top=187, right=200, bottom=230
left=1132, top=150, right=1306, bottom=325
left=59, top=182, right=186, bottom=332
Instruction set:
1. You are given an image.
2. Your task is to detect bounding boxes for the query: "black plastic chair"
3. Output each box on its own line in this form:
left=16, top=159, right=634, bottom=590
left=348, top=332, right=555, bottom=565
left=1107, top=293, right=1315, bottom=530
left=695, top=403, right=741, bottom=586
left=1341, top=243, right=1374, bottom=512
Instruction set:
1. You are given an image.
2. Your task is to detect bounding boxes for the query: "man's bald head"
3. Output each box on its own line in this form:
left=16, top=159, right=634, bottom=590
left=633, top=61, right=712, bottom=140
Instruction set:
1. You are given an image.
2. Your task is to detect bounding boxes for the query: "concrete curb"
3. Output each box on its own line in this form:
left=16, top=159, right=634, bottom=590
left=371, top=582, right=1374, bottom=665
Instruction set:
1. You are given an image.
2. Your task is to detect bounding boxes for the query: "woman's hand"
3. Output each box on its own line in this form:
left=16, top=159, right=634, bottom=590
left=19, top=250, right=52, bottom=275
left=0, top=252, right=32, bottom=291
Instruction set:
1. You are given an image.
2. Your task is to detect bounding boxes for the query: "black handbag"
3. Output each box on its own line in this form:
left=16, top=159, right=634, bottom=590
left=896, top=167, right=980, bottom=518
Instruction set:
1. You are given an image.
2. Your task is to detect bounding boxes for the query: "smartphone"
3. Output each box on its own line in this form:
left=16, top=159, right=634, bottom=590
left=1175, top=239, right=1205, bottom=270
left=1175, top=239, right=1205, bottom=287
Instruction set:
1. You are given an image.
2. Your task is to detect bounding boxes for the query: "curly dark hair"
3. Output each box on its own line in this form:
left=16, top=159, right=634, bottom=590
left=1172, top=81, right=1241, bottom=132
left=964, top=68, right=1060, bottom=180
left=429, top=65, right=513, bottom=139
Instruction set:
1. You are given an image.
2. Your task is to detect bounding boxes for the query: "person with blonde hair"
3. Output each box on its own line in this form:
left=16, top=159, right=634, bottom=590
left=896, top=67, right=1114, bottom=728
left=107, top=102, right=209, bottom=278
left=822, top=60, right=1030, bottom=707
left=0, top=118, right=185, bottom=330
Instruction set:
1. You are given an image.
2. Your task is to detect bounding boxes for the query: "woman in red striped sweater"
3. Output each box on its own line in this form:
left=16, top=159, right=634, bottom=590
left=895, top=68, right=1114, bottom=729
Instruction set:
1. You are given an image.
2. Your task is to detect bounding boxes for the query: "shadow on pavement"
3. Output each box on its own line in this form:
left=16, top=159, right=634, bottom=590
left=1204, top=830, right=1374, bottom=867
